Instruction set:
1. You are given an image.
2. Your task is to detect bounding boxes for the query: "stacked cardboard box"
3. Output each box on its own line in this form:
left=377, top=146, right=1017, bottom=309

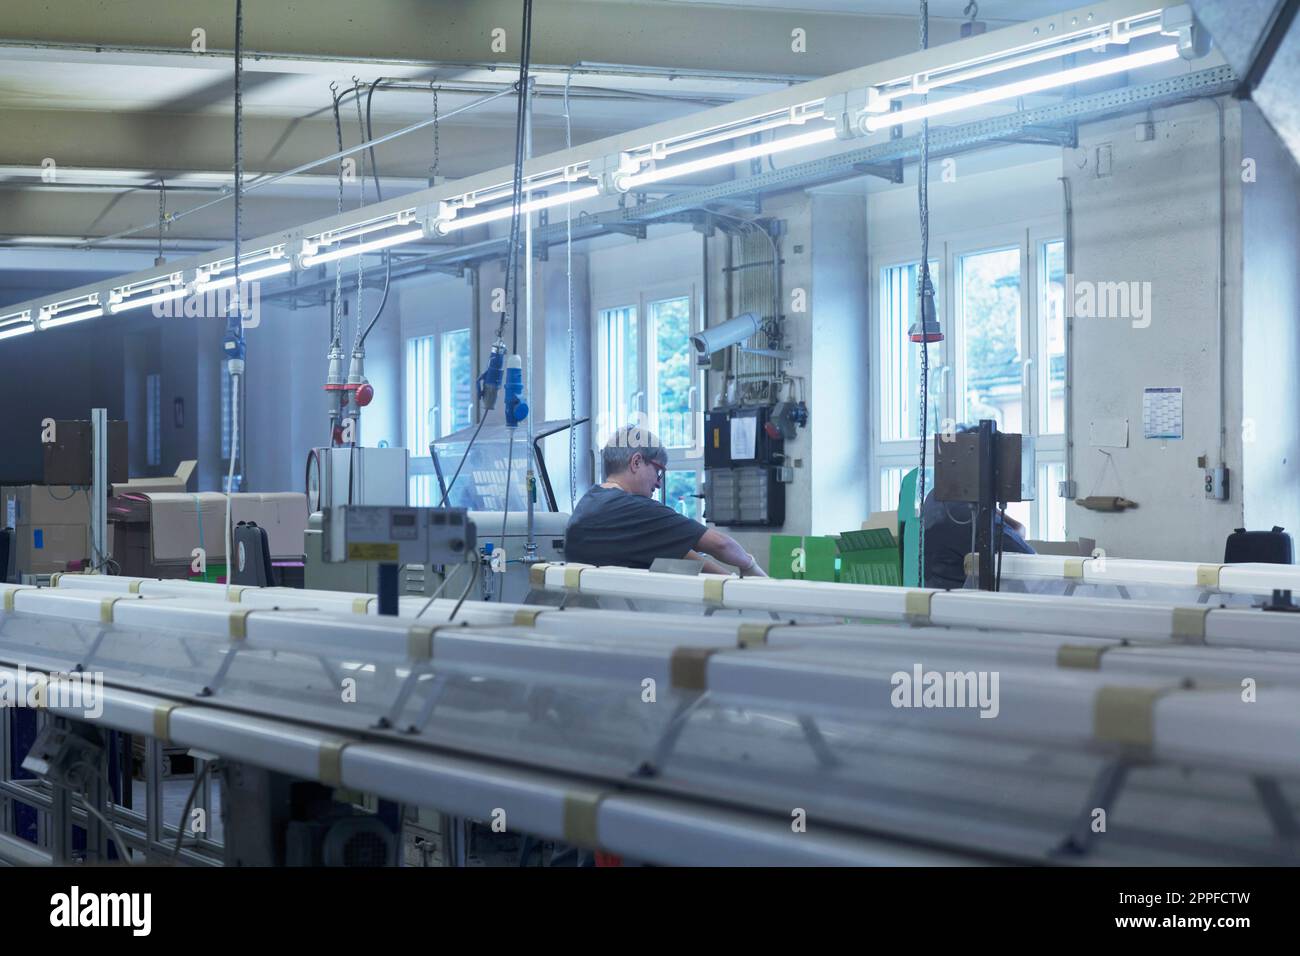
left=3, top=485, right=91, bottom=575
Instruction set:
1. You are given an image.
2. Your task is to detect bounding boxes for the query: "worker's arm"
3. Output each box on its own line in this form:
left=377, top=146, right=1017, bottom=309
left=694, top=528, right=768, bottom=577
left=685, top=549, right=731, bottom=575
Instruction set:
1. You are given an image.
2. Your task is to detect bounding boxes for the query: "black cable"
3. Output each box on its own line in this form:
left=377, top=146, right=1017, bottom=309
left=996, top=506, right=1007, bottom=592
left=354, top=78, right=393, bottom=349
left=447, top=559, right=480, bottom=622
left=499, top=0, right=535, bottom=351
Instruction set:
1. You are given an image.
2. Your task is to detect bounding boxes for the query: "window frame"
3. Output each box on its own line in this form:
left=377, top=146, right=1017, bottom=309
left=869, top=215, right=1067, bottom=538
left=592, top=281, right=704, bottom=500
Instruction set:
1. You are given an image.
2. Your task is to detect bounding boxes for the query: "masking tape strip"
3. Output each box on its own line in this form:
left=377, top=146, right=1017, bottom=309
left=3, top=589, right=27, bottom=612
left=904, top=590, right=933, bottom=622
left=50, top=573, right=63, bottom=587
left=152, top=702, right=182, bottom=742
left=1195, top=564, right=1222, bottom=589
left=562, top=790, right=606, bottom=848
left=1057, top=644, right=1111, bottom=669
left=513, top=608, right=545, bottom=627
left=670, top=647, right=717, bottom=691
left=563, top=566, right=586, bottom=589
left=530, top=563, right=549, bottom=589
left=229, top=608, right=255, bottom=641
left=99, top=597, right=127, bottom=624
left=319, top=739, right=352, bottom=788
left=1064, top=558, right=1086, bottom=580
left=407, top=625, right=436, bottom=662
left=128, top=580, right=142, bottom=594
left=1172, top=606, right=1211, bottom=644
left=1094, top=685, right=1178, bottom=749
left=702, top=577, right=726, bottom=605
left=737, top=621, right=790, bottom=648
left=352, top=597, right=373, bottom=614
left=226, top=587, right=247, bottom=604
left=963, top=553, right=977, bottom=576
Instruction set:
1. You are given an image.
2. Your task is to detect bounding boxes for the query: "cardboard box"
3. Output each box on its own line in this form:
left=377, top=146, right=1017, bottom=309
left=5, top=485, right=90, bottom=527
left=15, top=523, right=90, bottom=575
left=113, top=460, right=197, bottom=496
left=42, top=420, right=128, bottom=486
left=229, top=492, right=308, bottom=559
left=142, top=492, right=228, bottom=564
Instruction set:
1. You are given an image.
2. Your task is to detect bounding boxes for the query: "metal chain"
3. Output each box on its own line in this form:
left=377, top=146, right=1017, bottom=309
left=916, top=0, right=931, bottom=588
left=431, top=86, right=440, bottom=181
left=157, top=179, right=166, bottom=262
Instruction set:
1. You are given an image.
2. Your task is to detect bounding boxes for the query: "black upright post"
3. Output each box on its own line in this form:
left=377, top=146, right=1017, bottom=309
left=975, top=419, right=998, bottom=592
left=377, top=562, right=399, bottom=616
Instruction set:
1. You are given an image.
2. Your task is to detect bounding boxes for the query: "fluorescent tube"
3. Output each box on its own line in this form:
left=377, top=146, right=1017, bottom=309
left=110, top=287, right=188, bottom=314
left=865, top=44, right=1181, bottom=132
left=40, top=307, right=103, bottom=329
left=201, top=261, right=293, bottom=290
left=300, top=228, right=425, bottom=267
left=439, top=186, right=602, bottom=233
left=621, top=126, right=837, bottom=189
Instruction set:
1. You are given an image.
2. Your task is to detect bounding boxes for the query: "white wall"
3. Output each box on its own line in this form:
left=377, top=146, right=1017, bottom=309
left=1240, top=102, right=1300, bottom=540
left=1064, top=101, right=1245, bottom=560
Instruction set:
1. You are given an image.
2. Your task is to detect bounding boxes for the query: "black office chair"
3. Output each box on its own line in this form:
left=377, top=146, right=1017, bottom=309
left=1224, top=526, right=1293, bottom=564
left=231, top=521, right=277, bottom=586
left=0, top=528, right=15, bottom=584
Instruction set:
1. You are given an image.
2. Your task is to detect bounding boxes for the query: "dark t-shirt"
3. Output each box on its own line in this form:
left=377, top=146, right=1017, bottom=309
left=564, top=485, right=708, bottom=569
left=921, top=492, right=1034, bottom=590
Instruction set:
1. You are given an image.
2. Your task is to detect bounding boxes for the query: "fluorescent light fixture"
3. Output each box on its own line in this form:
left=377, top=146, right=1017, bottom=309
left=621, top=126, right=837, bottom=189
left=0, top=322, right=34, bottom=340
left=300, top=228, right=425, bottom=267
left=109, top=287, right=188, bottom=314
left=438, top=186, right=602, bottom=234
left=201, top=261, right=292, bottom=290
left=40, top=307, right=103, bottom=329
left=865, top=44, right=1181, bottom=132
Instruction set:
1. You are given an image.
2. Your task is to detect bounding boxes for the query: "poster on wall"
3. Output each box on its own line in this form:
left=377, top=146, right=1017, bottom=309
left=1142, top=386, right=1183, bottom=440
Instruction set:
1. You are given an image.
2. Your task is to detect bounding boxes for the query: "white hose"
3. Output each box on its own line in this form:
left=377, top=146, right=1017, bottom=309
left=225, top=367, right=241, bottom=590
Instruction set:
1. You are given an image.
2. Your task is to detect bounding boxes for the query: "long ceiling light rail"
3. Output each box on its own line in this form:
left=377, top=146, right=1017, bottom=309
left=3, top=1, right=1205, bottom=343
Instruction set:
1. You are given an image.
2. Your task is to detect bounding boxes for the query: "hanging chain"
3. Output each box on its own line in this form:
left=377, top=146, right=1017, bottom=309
left=431, top=86, right=440, bottom=182
left=916, top=0, right=931, bottom=588
left=156, top=179, right=167, bottom=263
left=564, top=73, right=577, bottom=507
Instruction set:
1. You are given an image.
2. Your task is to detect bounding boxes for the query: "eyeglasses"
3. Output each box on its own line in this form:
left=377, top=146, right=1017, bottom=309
left=646, top=459, right=666, bottom=485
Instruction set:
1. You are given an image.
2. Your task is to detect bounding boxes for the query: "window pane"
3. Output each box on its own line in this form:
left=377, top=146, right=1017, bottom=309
left=879, top=261, right=940, bottom=442
left=1036, top=461, right=1066, bottom=542
left=440, top=329, right=473, bottom=435
left=664, top=470, right=702, bottom=521
left=406, top=335, right=436, bottom=456
left=598, top=305, right=639, bottom=440
left=1041, top=240, right=1066, bottom=434
left=879, top=465, right=907, bottom=513
left=409, top=474, right=435, bottom=507
left=649, top=296, right=694, bottom=449
left=959, top=247, right=1022, bottom=431
left=146, top=373, right=161, bottom=467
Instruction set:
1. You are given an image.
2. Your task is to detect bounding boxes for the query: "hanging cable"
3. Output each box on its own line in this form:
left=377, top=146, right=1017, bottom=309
left=224, top=0, right=246, bottom=592
left=564, top=71, right=577, bottom=509
left=156, top=179, right=167, bottom=264
left=916, top=0, right=933, bottom=589
left=354, top=79, right=394, bottom=349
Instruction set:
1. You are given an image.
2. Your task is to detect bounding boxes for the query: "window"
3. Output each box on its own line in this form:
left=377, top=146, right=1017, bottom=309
left=878, top=261, right=941, bottom=442
left=406, top=327, right=473, bottom=508
left=664, top=469, right=702, bottom=521
left=872, top=231, right=1067, bottom=541
left=597, top=304, right=639, bottom=439
left=440, top=329, right=473, bottom=435
left=146, top=373, right=161, bottom=467
left=596, top=287, right=705, bottom=521
left=958, top=247, right=1023, bottom=431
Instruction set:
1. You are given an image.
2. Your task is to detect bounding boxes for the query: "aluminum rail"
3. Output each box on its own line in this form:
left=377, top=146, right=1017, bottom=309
left=4, top=586, right=1296, bottom=864
left=972, top=551, right=1300, bottom=598
left=525, top=564, right=1300, bottom=651
left=44, top=568, right=1300, bottom=651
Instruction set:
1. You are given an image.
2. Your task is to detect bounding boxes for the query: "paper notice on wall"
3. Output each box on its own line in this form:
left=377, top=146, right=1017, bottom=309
left=730, top=415, right=757, bottom=461
left=1142, top=386, right=1183, bottom=440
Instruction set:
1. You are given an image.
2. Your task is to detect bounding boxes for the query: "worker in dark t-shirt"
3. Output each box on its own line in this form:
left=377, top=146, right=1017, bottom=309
left=565, top=426, right=768, bottom=576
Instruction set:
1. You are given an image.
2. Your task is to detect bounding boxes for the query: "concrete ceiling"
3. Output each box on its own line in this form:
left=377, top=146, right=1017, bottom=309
left=0, top=0, right=1079, bottom=252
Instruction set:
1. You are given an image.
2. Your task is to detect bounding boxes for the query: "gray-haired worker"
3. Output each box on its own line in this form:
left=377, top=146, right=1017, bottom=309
left=564, top=426, right=768, bottom=576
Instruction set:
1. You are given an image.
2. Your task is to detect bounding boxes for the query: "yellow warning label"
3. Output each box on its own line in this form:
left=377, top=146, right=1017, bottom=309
left=348, top=543, right=399, bottom=561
